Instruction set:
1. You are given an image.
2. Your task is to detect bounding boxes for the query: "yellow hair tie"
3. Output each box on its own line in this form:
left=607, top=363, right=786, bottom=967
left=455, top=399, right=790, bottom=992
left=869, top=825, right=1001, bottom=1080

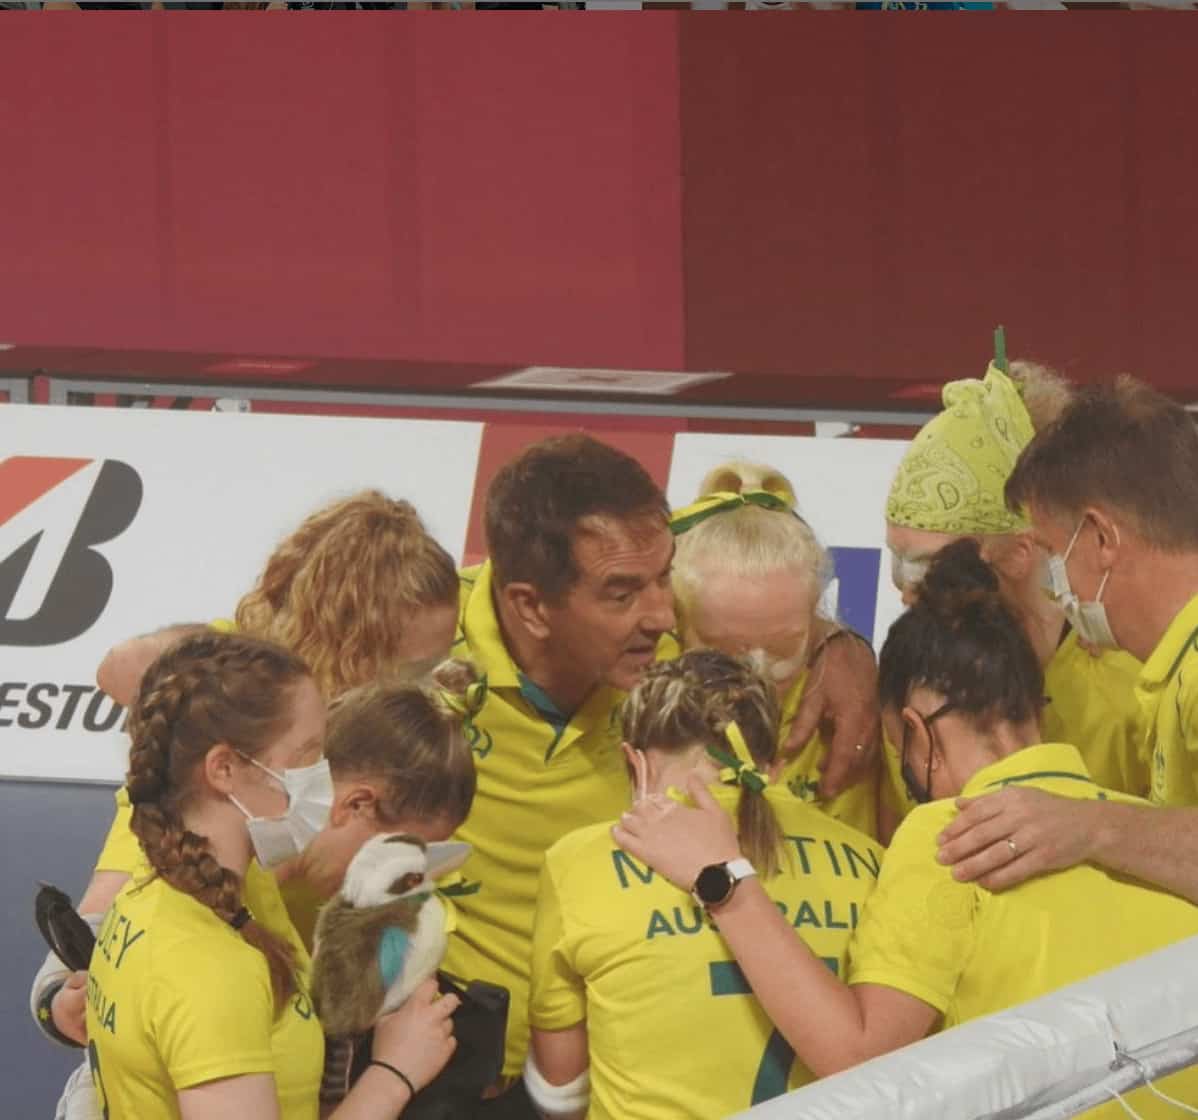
left=670, top=490, right=794, bottom=536
left=707, top=721, right=770, bottom=794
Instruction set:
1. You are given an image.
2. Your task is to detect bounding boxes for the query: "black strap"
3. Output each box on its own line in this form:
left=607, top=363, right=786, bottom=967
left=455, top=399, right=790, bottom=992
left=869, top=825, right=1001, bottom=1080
left=369, top=1059, right=416, bottom=1101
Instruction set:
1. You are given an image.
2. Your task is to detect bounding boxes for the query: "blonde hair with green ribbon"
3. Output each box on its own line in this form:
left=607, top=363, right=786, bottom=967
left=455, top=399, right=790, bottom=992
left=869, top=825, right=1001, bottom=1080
left=621, top=649, right=786, bottom=877
left=670, top=461, right=830, bottom=625
left=887, top=330, right=1041, bottom=536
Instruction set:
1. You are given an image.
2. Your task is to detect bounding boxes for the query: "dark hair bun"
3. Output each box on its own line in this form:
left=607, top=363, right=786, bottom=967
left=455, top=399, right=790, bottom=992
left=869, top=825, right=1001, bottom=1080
left=914, top=538, right=1000, bottom=616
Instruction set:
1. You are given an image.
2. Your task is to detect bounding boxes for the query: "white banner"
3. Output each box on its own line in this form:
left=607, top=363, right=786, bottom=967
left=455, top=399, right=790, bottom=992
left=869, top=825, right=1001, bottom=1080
left=667, top=433, right=910, bottom=649
left=0, top=406, right=483, bottom=783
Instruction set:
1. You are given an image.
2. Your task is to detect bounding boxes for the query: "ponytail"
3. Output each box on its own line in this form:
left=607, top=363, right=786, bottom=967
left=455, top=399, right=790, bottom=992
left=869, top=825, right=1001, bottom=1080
left=323, top=658, right=479, bottom=828
left=623, top=649, right=786, bottom=878
left=126, top=632, right=310, bottom=1014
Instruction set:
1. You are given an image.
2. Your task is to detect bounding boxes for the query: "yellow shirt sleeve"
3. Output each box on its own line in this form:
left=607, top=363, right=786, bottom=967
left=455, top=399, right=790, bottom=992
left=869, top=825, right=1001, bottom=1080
left=147, top=936, right=277, bottom=1090
left=94, top=789, right=142, bottom=875
left=528, top=856, right=586, bottom=1032
left=847, top=804, right=977, bottom=1015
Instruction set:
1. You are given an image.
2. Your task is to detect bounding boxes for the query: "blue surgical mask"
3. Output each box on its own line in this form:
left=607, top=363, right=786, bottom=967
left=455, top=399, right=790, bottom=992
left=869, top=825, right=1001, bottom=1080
left=1044, top=519, right=1118, bottom=650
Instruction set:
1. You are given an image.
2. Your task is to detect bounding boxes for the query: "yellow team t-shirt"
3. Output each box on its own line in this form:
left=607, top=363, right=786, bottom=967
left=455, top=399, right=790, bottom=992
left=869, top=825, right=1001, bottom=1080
left=1042, top=631, right=1149, bottom=797
left=848, top=742, right=1198, bottom=1120
left=530, top=784, right=883, bottom=1120
left=444, top=563, right=631, bottom=1076
left=1138, top=593, right=1198, bottom=807
left=86, top=871, right=323, bottom=1120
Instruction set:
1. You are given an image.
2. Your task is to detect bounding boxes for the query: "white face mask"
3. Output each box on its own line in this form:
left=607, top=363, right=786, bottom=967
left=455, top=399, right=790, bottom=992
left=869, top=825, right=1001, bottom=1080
left=1043, top=519, right=1118, bottom=650
left=746, top=646, right=807, bottom=686
left=229, top=755, right=334, bottom=868
left=890, top=550, right=931, bottom=593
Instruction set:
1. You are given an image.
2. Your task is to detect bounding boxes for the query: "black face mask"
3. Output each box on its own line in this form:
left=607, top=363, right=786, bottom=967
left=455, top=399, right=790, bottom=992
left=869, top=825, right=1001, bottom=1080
left=899, top=702, right=954, bottom=805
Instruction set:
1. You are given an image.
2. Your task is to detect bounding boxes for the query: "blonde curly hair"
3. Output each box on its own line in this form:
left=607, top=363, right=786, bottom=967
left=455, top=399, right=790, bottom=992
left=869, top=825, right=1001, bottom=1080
left=235, top=491, right=458, bottom=700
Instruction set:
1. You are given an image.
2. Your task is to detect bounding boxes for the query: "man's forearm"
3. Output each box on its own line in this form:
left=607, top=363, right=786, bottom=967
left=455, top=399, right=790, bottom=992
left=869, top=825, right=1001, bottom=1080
left=1087, top=801, right=1198, bottom=904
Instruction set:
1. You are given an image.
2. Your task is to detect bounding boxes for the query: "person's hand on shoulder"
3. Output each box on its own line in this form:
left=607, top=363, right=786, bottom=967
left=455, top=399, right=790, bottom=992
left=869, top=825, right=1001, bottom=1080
left=936, top=787, right=1092, bottom=890
left=612, top=776, right=741, bottom=892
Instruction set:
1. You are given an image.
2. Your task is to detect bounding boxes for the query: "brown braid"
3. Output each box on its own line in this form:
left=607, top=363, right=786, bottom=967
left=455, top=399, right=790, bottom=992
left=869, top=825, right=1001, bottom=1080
left=621, top=649, right=786, bottom=877
left=126, top=630, right=311, bottom=1014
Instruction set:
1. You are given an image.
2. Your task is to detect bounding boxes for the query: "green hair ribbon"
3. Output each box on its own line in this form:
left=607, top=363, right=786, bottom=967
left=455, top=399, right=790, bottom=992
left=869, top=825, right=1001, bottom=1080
left=438, top=676, right=488, bottom=721
left=706, top=720, right=770, bottom=794
left=670, top=490, right=794, bottom=537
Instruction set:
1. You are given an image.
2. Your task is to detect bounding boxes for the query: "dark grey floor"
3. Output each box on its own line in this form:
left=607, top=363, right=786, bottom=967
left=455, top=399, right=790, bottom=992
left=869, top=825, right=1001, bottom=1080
left=1, top=781, right=119, bottom=1118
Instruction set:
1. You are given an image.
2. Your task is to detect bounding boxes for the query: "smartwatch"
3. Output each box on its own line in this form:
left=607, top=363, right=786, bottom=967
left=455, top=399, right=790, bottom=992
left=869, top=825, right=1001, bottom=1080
left=691, top=858, right=756, bottom=909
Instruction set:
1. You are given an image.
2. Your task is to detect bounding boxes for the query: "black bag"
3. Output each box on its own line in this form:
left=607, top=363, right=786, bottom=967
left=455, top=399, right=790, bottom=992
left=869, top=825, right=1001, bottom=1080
left=340, top=973, right=509, bottom=1119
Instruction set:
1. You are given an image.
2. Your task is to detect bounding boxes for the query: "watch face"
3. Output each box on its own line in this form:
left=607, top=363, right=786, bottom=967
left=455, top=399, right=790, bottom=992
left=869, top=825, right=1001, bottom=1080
left=694, top=864, right=734, bottom=907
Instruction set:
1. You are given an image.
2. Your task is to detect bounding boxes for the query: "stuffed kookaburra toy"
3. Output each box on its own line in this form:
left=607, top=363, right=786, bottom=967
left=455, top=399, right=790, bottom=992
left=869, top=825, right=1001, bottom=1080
left=311, top=833, right=471, bottom=1038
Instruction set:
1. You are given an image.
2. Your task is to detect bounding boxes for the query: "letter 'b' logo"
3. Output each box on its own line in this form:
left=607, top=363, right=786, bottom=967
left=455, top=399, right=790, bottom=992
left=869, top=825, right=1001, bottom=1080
left=0, top=457, right=143, bottom=646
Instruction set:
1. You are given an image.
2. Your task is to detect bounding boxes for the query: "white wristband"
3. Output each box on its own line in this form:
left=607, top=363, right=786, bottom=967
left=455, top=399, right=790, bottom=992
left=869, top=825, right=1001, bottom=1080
left=522, top=1052, right=590, bottom=1119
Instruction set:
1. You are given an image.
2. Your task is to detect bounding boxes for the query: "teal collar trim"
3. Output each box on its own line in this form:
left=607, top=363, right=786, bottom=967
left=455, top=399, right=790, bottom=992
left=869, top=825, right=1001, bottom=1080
left=517, top=672, right=571, bottom=760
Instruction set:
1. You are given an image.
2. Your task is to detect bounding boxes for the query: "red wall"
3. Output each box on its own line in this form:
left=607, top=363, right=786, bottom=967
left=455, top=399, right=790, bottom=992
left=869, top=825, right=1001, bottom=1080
left=0, top=15, right=684, bottom=369
left=680, top=16, right=1198, bottom=390
left=2, top=15, right=1196, bottom=391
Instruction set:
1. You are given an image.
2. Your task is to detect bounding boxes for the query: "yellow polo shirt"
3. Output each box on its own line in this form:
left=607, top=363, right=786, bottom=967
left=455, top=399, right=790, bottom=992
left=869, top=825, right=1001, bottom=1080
left=444, top=563, right=631, bottom=1076
left=1042, top=631, right=1149, bottom=797
left=849, top=742, right=1198, bottom=1119
left=777, top=671, right=880, bottom=840
left=1137, top=593, right=1198, bottom=807
left=530, top=784, right=882, bottom=1119
left=86, top=870, right=322, bottom=1120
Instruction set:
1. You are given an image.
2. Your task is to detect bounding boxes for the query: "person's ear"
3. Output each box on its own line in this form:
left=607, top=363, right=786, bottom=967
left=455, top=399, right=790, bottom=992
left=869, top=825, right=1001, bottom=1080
left=1086, top=508, right=1122, bottom=569
left=621, top=741, right=649, bottom=801
left=329, top=783, right=378, bottom=827
left=981, top=534, right=1031, bottom=582
left=500, top=581, right=552, bottom=640
left=202, top=742, right=241, bottom=796
left=899, top=707, right=931, bottom=764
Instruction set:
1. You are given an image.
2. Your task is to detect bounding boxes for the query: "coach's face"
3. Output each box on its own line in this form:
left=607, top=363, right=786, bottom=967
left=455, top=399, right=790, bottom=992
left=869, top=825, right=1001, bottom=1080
left=544, top=513, right=676, bottom=694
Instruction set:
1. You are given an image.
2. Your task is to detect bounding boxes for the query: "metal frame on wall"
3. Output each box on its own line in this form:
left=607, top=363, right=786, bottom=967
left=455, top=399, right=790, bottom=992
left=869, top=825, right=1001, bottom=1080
left=40, top=376, right=934, bottom=431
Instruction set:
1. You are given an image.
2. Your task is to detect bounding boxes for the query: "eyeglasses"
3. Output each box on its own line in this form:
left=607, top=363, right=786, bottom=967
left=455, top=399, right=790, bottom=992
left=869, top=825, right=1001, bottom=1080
left=899, top=701, right=954, bottom=804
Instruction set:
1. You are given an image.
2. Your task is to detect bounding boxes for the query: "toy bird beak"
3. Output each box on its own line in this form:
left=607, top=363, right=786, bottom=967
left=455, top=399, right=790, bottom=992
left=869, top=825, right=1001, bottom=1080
left=424, top=841, right=471, bottom=880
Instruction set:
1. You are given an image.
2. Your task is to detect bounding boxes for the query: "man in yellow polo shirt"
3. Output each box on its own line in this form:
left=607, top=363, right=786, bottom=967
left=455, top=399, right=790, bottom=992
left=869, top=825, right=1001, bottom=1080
left=938, top=378, right=1198, bottom=904
left=443, top=434, right=676, bottom=1114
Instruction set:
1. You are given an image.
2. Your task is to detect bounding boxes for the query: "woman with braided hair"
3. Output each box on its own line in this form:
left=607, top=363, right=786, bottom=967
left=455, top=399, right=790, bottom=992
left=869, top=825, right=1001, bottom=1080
left=32, top=490, right=459, bottom=1091
left=524, top=649, right=881, bottom=1120
left=614, top=542, right=1198, bottom=1116
left=85, top=631, right=459, bottom=1120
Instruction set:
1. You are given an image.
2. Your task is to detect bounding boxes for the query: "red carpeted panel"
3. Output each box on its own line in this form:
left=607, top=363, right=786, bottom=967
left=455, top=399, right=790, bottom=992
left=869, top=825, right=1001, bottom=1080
left=0, top=15, right=685, bottom=372
left=680, top=15, right=1198, bottom=391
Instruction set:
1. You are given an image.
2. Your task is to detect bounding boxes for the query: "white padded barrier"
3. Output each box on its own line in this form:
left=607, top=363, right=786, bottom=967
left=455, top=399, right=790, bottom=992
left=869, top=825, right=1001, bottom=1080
left=734, top=935, right=1198, bottom=1120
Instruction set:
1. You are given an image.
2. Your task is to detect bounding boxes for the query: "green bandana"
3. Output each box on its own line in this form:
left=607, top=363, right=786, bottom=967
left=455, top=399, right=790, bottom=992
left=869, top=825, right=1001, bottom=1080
left=886, top=360, right=1034, bottom=535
